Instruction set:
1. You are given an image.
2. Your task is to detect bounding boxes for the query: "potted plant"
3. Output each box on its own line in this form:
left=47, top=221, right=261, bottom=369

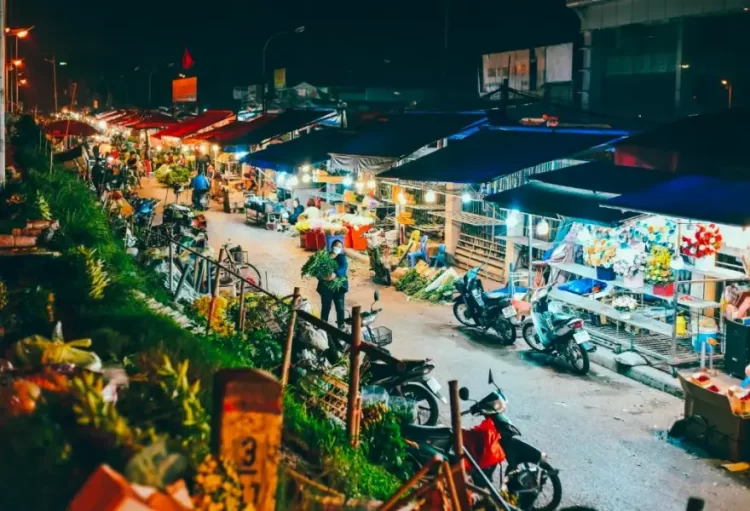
left=612, top=295, right=638, bottom=319
left=613, top=250, right=647, bottom=289
left=681, top=223, right=723, bottom=271
left=645, top=246, right=675, bottom=296
left=584, top=237, right=617, bottom=280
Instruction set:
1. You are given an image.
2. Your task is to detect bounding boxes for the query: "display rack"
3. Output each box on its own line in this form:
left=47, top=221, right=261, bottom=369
left=496, top=235, right=554, bottom=251
left=428, top=210, right=505, bottom=226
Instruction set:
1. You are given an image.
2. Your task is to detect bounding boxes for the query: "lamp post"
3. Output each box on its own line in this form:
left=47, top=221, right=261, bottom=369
left=721, top=79, right=733, bottom=109
left=44, top=56, right=60, bottom=113
left=261, top=25, right=304, bottom=112
left=7, top=26, right=32, bottom=113
left=0, top=2, right=5, bottom=189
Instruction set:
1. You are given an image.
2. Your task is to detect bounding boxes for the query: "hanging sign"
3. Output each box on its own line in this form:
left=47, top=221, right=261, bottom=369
left=274, top=68, right=286, bottom=90
left=172, top=77, right=198, bottom=103
left=212, top=369, right=282, bottom=511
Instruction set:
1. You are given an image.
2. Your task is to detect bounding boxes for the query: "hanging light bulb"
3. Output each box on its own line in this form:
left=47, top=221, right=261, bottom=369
left=288, top=175, right=299, bottom=187
left=506, top=209, right=520, bottom=228
left=276, top=173, right=287, bottom=185
left=397, top=192, right=407, bottom=205
left=367, top=178, right=376, bottom=189
left=200, top=144, right=208, bottom=153
left=302, top=173, right=311, bottom=183
left=355, top=181, right=365, bottom=193
left=156, top=145, right=162, bottom=152
left=425, top=190, right=436, bottom=203
left=342, top=175, right=353, bottom=187
left=536, top=219, right=550, bottom=236
left=300, top=164, right=310, bottom=173
left=461, top=192, right=472, bottom=203
left=670, top=254, right=685, bottom=270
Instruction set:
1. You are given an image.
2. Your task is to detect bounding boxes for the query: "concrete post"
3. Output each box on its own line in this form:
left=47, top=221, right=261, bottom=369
left=444, top=183, right=462, bottom=258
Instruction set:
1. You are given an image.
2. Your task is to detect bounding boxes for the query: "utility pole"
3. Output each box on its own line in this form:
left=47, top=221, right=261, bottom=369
left=45, top=55, right=58, bottom=113
left=0, top=0, right=6, bottom=188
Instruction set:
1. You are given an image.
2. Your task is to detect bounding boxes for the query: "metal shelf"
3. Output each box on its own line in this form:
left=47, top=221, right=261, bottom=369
left=497, top=235, right=554, bottom=251
left=429, top=210, right=504, bottom=226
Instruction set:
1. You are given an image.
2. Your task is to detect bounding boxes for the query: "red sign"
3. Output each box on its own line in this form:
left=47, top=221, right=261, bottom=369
left=172, top=77, right=197, bottom=103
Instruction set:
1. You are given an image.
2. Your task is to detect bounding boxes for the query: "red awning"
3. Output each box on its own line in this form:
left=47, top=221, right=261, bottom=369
left=45, top=120, right=100, bottom=138
left=111, top=112, right=143, bottom=126
left=184, top=115, right=277, bottom=145
left=130, top=113, right=177, bottom=130
left=152, top=110, right=234, bottom=140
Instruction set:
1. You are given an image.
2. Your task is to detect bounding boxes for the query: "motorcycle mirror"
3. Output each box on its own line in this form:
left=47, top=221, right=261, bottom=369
left=374, top=290, right=380, bottom=302
left=458, top=387, right=470, bottom=401
left=488, top=369, right=495, bottom=385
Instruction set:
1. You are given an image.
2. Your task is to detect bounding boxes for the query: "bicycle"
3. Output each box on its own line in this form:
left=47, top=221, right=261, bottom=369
left=218, top=240, right=263, bottom=291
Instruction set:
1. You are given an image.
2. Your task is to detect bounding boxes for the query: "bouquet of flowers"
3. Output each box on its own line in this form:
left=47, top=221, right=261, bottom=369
left=613, top=252, right=647, bottom=278
left=681, top=223, right=723, bottom=259
left=584, top=237, right=617, bottom=268
left=323, top=223, right=347, bottom=235
left=617, top=220, right=677, bottom=251
left=645, top=247, right=674, bottom=285
left=612, top=295, right=638, bottom=312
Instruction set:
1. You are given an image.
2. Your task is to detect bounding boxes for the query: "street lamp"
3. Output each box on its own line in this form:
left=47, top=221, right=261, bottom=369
left=721, top=79, right=733, bottom=109
left=261, top=26, right=305, bottom=112
left=7, top=26, right=34, bottom=113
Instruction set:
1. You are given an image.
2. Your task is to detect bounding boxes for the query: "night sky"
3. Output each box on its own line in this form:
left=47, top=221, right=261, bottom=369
left=13, top=0, right=577, bottom=111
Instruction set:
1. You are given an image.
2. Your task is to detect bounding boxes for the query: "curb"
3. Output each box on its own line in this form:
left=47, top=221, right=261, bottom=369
left=344, top=248, right=370, bottom=264
left=589, top=346, right=684, bottom=398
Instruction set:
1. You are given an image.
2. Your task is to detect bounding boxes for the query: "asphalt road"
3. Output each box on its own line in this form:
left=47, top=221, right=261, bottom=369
left=143, top=180, right=750, bottom=510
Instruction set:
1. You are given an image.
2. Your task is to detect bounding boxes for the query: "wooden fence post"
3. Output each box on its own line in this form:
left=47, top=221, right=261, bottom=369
left=347, top=306, right=362, bottom=447
left=280, top=287, right=300, bottom=386
left=206, top=248, right=225, bottom=334
left=449, top=380, right=472, bottom=510
left=193, top=256, right=201, bottom=292
left=238, top=279, right=247, bottom=331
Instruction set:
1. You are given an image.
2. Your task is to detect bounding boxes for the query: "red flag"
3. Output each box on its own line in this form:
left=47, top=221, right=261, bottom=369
left=182, top=48, right=195, bottom=70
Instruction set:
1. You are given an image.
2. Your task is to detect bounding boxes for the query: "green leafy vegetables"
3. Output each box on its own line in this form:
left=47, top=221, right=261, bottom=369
left=301, top=250, right=346, bottom=292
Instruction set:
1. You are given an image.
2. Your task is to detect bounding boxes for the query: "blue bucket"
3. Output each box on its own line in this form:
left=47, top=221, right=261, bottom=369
left=325, top=234, right=346, bottom=252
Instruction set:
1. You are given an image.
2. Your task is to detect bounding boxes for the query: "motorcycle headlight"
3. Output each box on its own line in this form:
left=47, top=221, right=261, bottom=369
left=485, top=399, right=506, bottom=414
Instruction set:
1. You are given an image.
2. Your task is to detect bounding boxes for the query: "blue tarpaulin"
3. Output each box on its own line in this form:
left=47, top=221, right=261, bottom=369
left=242, top=129, right=357, bottom=172
left=378, top=128, right=625, bottom=183
left=485, top=181, right=640, bottom=226
left=604, top=175, right=750, bottom=227
left=532, top=161, right=674, bottom=194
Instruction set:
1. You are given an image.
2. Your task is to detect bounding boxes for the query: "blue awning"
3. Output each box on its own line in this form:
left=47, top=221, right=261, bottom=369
left=485, top=181, right=640, bottom=226
left=532, top=161, right=674, bottom=194
left=242, top=129, right=357, bottom=172
left=328, top=112, right=487, bottom=173
left=378, top=127, right=626, bottom=183
left=604, top=175, right=750, bottom=227
left=222, top=109, right=336, bottom=152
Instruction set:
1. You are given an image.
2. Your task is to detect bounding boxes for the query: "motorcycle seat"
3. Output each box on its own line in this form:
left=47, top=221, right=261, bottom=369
left=483, top=289, right=510, bottom=301
left=402, top=423, right=452, bottom=440
left=550, top=313, right=575, bottom=326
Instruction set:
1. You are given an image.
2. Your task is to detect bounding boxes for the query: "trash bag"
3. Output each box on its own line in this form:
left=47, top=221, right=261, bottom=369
left=462, top=417, right=506, bottom=470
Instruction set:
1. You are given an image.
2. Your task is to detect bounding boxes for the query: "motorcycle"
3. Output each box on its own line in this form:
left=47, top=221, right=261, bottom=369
left=401, top=370, right=562, bottom=511
left=521, top=286, right=595, bottom=375
left=131, top=197, right=160, bottom=228
left=364, top=230, right=392, bottom=286
left=453, top=265, right=517, bottom=345
left=343, top=291, right=447, bottom=425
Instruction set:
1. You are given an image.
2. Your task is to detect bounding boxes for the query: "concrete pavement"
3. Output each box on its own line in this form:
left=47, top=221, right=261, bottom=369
left=141, top=180, right=750, bottom=510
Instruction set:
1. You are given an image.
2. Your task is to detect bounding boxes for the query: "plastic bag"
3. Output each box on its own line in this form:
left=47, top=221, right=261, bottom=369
left=462, top=417, right=505, bottom=469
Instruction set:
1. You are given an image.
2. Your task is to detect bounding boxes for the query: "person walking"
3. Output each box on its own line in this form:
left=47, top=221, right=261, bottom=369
left=190, top=168, right=211, bottom=210
left=317, top=240, right=348, bottom=328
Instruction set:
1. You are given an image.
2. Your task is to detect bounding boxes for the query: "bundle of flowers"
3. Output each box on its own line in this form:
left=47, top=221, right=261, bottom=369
left=616, top=220, right=677, bottom=251
left=645, top=247, right=674, bottom=285
left=613, top=252, right=647, bottom=278
left=322, top=223, right=347, bottom=235
left=294, top=219, right=311, bottom=233
left=612, top=295, right=638, bottom=312
left=584, top=237, right=617, bottom=268
left=681, top=223, right=723, bottom=259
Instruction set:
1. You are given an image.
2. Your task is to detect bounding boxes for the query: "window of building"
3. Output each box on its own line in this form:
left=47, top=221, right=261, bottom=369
left=487, top=67, right=497, bottom=78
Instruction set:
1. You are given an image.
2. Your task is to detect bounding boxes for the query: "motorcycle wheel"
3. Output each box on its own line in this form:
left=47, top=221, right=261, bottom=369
left=522, top=323, right=546, bottom=352
left=566, top=339, right=590, bottom=375
left=400, top=383, right=440, bottom=426
left=453, top=300, right=475, bottom=326
left=509, top=461, right=562, bottom=511
left=494, top=318, right=517, bottom=345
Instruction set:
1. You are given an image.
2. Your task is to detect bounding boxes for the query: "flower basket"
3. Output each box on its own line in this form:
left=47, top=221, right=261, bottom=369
left=652, top=282, right=674, bottom=297
left=596, top=266, right=616, bottom=281
left=305, top=231, right=326, bottom=251
left=694, top=254, right=716, bottom=272
left=623, top=273, right=644, bottom=289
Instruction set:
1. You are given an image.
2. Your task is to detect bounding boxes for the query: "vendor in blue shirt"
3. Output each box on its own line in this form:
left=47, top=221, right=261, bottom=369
left=190, top=168, right=211, bottom=210
left=317, top=240, right=348, bottom=328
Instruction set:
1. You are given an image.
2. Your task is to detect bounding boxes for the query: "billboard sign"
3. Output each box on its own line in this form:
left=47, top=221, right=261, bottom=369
left=273, top=68, right=286, bottom=90
left=172, top=77, right=198, bottom=103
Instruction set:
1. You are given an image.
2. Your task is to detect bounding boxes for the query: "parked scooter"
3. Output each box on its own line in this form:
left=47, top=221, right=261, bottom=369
left=342, top=291, right=447, bottom=425
left=522, top=286, right=595, bottom=375
left=401, top=370, right=562, bottom=511
left=364, top=230, right=392, bottom=285
left=453, top=265, right=517, bottom=345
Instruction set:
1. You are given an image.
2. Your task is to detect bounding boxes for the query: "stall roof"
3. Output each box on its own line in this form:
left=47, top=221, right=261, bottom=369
left=185, top=116, right=277, bottom=145
left=378, top=127, right=626, bottom=183
left=332, top=112, right=487, bottom=159
left=151, top=110, right=234, bottom=140
left=531, top=161, right=674, bottom=194
left=242, top=129, right=357, bottom=172
left=130, top=113, right=177, bottom=130
left=223, top=109, right=336, bottom=149
left=604, top=175, right=750, bottom=227
left=485, top=181, right=640, bottom=226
